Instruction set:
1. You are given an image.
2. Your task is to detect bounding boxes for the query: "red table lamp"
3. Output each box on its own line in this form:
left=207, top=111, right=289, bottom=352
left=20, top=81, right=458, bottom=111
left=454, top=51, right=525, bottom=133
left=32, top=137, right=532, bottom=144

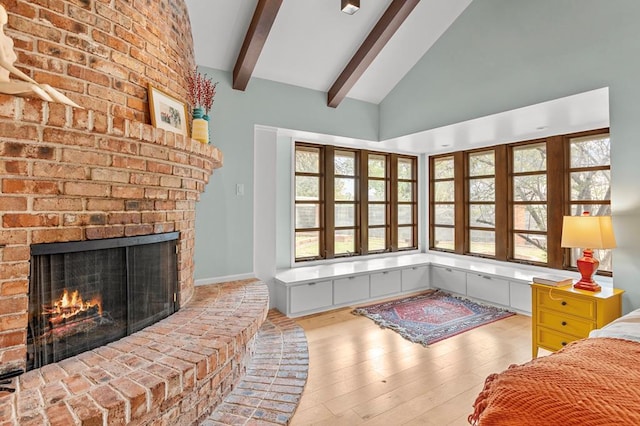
left=560, top=212, right=616, bottom=292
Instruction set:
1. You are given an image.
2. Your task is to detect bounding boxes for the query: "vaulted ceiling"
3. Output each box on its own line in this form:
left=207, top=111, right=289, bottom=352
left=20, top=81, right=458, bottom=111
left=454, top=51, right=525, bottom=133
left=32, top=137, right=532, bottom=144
left=185, top=0, right=472, bottom=107
left=185, top=0, right=609, bottom=153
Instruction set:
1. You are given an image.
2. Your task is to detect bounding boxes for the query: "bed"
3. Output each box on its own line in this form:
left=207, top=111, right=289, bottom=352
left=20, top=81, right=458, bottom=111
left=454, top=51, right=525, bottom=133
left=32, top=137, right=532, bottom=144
left=468, top=309, right=640, bottom=425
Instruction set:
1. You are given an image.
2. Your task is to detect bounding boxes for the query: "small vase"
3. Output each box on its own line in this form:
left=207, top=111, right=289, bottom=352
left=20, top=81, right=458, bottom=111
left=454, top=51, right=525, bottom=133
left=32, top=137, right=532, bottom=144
left=203, top=113, right=211, bottom=144
left=191, top=107, right=208, bottom=144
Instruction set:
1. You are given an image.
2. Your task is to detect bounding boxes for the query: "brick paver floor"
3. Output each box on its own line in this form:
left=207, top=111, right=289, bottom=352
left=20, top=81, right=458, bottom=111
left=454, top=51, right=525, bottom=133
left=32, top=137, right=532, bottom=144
left=202, top=310, right=309, bottom=425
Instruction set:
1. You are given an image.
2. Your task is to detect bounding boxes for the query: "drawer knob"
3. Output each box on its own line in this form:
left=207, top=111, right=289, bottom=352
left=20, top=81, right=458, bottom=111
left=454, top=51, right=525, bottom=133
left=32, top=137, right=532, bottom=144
left=561, top=301, right=567, bottom=306
left=561, top=321, right=567, bottom=326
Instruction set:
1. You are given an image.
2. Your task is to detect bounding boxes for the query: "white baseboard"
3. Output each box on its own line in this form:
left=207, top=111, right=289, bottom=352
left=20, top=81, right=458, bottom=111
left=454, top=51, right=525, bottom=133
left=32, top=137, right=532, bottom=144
left=194, top=273, right=256, bottom=286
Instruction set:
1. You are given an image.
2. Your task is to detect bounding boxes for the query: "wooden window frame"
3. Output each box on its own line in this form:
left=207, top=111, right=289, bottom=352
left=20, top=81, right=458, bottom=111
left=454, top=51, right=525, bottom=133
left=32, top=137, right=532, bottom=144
left=294, top=143, right=325, bottom=261
left=563, top=130, right=612, bottom=274
left=295, top=142, right=419, bottom=262
left=428, top=128, right=611, bottom=275
left=394, top=154, right=419, bottom=251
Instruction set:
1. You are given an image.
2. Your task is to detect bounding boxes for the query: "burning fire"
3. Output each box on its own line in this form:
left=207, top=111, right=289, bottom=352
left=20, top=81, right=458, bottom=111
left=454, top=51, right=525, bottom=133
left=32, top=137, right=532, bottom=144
left=46, top=289, right=103, bottom=322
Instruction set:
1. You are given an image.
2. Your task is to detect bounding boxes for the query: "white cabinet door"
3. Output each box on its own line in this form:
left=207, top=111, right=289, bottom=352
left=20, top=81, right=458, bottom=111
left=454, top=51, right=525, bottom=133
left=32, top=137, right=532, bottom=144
left=290, top=280, right=333, bottom=314
left=401, top=266, right=429, bottom=292
left=431, top=266, right=466, bottom=294
left=370, top=270, right=402, bottom=298
left=334, top=275, right=370, bottom=305
left=466, top=273, right=510, bottom=306
left=509, top=281, right=532, bottom=313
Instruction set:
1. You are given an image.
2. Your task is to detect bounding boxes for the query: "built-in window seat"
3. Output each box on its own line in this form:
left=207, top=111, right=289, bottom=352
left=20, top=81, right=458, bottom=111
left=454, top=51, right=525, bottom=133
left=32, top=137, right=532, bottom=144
left=274, top=252, right=606, bottom=317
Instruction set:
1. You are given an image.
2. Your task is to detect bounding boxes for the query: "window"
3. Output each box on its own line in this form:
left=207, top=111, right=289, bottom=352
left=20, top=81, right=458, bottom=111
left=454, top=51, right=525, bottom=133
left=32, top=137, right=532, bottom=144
left=367, top=153, right=388, bottom=252
left=567, top=133, right=612, bottom=271
left=396, top=157, right=418, bottom=249
left=334, top=150, right=358, bottom=256
left=431, top=156, right=455, bottom=250
left=429, top=129, right=612, bottom=274
left=295, top=145, right=323, bottom=260
left=511, top=142, right=548, bottom=263
left=295, top=143, right=418, bottom=262
left=467, top=150, right=496, bottom=256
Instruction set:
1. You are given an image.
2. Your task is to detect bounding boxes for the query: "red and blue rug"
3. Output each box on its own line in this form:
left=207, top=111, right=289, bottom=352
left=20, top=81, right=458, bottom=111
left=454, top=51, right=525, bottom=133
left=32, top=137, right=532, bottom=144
left=352, top=290, right=515, bottom=346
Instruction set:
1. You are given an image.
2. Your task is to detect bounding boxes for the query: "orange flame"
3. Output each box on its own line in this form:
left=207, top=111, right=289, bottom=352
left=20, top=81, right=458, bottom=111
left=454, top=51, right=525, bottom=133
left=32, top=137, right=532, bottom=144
left=51, top=289, right=103, bottom=319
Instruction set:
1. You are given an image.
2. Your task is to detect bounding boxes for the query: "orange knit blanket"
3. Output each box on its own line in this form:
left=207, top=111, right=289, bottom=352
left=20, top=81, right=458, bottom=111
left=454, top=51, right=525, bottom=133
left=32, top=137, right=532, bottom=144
left=469, top=338, right=640, bottom=426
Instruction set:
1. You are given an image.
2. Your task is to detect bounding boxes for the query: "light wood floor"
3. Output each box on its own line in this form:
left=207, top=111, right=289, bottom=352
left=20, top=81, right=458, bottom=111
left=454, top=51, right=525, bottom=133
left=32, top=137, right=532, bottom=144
left=291, top=305, right=535, bottom=426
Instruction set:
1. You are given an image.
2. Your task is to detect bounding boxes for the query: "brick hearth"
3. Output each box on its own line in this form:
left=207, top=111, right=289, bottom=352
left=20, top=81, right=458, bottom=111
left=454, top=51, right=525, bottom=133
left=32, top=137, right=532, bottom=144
left=0, top=280, right=276, bottom=425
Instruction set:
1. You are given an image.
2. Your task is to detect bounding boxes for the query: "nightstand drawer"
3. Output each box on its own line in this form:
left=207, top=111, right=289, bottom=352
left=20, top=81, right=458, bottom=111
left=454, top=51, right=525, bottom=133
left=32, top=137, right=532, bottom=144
left=537, top=289, right=595, bottom=319
left=538, top=309, right=594, bottom=337
left=536, top=327, right=579, bottom=352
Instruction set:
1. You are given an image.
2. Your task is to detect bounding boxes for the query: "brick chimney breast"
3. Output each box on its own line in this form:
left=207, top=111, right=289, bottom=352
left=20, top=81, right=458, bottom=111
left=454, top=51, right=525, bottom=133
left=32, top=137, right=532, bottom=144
left=0, top=1, right=223, bottom=376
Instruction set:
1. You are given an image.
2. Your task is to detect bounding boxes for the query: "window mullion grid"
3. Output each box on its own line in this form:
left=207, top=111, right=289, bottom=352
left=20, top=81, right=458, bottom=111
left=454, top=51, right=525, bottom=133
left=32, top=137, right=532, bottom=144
left=465, top=147, right=498, bottom=259
left=294, top=143, right=325, bottom=261
left=367, top=176, right=388, bottom=253
left=333, top=148, right=359, bottom=258
left=397, top=155, right=417, bottom=251
left=564, top=131, right=612, bottom=274
left=427, top=128, right=609, bottom=271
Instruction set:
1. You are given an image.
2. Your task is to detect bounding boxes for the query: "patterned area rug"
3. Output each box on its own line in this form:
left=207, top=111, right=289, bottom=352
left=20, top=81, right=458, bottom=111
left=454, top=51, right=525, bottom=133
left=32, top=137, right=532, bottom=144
left=352, top=290, right=515, bottom=346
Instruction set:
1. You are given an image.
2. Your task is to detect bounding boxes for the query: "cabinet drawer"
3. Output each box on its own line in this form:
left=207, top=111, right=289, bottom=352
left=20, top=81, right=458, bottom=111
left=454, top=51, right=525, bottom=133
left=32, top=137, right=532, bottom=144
left=431, top=266, right=466, bottom=294
left=334, top=275, right=370, bottom=305
left=536, top=326, right=580, bottom=352
left=370, top=270, right=401, bottom=298
left=466, top=273, right=509, bottom=306
left=537, top=289, right=596, bottom=319
left=290, top=280, right=333, bottom=314
left=538, top=309, right=594, bottom=337
left=401, top=266, right=429, bottom=292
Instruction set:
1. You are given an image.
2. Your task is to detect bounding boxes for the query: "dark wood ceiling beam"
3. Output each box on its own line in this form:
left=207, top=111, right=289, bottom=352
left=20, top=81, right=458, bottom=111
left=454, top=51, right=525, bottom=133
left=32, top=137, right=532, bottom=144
left=327, top=0, right=419, bottom=108
left=233, top=0, right=283, bottom=91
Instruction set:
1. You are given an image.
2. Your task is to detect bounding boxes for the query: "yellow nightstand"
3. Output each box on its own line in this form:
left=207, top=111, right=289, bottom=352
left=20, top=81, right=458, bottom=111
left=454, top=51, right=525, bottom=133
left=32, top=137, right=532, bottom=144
left=531, top=283, right=624, bottom=358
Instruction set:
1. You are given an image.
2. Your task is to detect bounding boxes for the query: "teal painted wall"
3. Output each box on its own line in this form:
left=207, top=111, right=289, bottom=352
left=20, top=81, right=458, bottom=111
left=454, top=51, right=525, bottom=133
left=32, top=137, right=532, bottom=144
left=193, top=70, right=379, bottom=281
left=381, top=0, right=640, bottom=310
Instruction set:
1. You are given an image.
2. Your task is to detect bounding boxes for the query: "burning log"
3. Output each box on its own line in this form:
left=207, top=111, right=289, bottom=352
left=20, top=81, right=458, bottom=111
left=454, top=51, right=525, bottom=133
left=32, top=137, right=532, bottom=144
left=44, top=304, right=101, bottom=327
left=37, top=288, right=111, bottom=343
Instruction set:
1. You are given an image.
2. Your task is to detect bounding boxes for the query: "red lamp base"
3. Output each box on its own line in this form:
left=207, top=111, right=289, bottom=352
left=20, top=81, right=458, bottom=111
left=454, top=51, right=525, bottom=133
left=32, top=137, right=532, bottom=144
left=573, top=280, right=601, bottom=292
left=573, top=248, right=601, bottom=292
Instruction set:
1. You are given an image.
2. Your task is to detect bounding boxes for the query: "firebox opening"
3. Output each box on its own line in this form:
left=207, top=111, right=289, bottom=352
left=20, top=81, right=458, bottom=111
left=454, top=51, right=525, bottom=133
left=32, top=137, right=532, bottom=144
left=27, top=232, right=179, bottom=371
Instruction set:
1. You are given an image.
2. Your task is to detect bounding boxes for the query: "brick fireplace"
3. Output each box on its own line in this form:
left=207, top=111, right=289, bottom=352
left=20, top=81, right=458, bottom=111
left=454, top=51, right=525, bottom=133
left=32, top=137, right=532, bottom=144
left=0, top=1, right=223, bottom=378
left=0, top=95, right=222, bottom=376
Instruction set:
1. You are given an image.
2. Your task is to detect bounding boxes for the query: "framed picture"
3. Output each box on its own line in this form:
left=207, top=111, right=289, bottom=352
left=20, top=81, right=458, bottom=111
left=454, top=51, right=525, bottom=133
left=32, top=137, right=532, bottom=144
left=148, top=84, right=189, bottom=137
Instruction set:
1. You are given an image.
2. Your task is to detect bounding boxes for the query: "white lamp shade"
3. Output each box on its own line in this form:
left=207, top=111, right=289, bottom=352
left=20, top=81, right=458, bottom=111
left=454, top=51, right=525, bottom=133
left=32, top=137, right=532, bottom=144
left=561, top=215, right=617, bottom=249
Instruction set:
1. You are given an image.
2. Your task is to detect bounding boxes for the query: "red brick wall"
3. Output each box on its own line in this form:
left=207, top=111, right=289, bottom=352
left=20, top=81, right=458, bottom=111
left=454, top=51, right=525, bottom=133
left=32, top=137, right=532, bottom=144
left=0, top=96, right=222, bottom=376
left=4, top=0, right=195, bottom=122
left=0, top=1, right=222, bottom=376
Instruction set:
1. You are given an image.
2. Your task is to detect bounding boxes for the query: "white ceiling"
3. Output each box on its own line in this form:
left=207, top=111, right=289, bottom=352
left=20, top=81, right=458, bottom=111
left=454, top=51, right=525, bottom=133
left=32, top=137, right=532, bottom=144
left=186, top=0, right=472, bottom=104
left=185, top=1, right=610, bottom=154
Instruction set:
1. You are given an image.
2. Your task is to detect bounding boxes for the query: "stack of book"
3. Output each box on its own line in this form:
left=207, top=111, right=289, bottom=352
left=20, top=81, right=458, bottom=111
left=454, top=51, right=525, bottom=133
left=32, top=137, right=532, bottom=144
left=532, top=275, right=573, bottom=286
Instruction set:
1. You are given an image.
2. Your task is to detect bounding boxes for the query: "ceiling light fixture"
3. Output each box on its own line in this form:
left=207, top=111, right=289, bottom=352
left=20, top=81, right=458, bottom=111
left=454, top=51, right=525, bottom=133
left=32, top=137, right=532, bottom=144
left=341, top=0, right=360, bottom=15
